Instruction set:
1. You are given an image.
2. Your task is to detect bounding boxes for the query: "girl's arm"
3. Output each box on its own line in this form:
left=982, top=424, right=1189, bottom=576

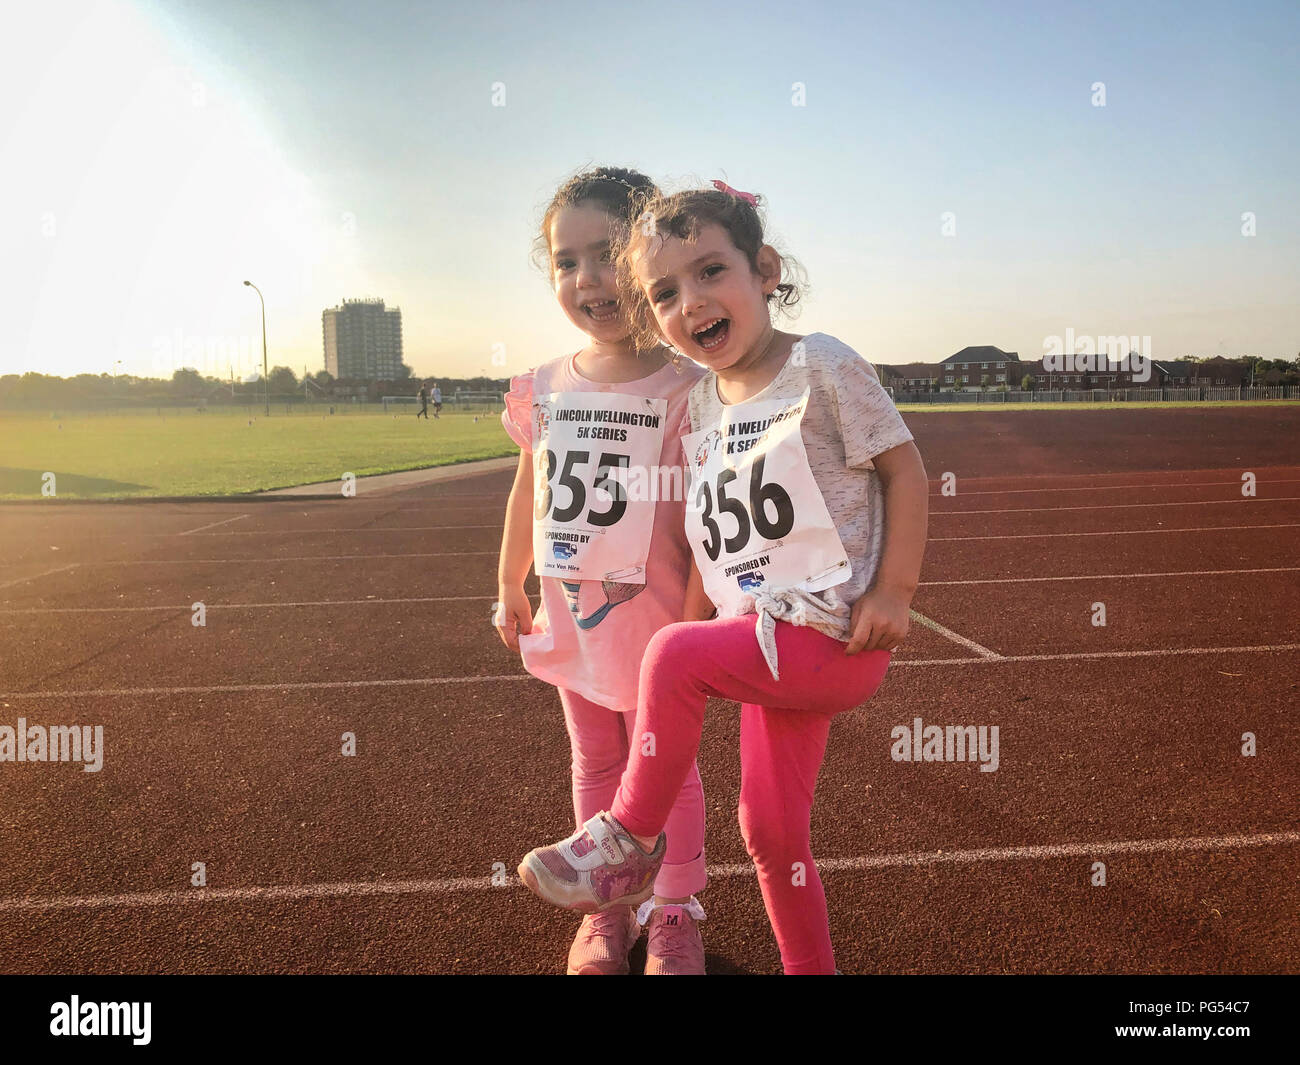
left=683, top=554, right=716, bottom=622
left=845, top=440, right=929, bottom=654
left=495, top=451, right=536, bottom=652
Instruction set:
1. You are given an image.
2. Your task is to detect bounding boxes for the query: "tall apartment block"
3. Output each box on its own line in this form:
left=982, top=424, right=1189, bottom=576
left=322, top=298, right=405, bottom=380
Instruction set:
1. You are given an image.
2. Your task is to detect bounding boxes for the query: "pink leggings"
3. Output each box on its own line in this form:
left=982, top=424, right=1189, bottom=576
left=559, top=689, right=707, bottom=899
left=611, top=616, right=891, bottom=975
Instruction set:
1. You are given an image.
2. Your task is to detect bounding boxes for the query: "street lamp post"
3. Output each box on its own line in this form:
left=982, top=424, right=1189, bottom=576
left=243, top=280, right=270, bottom=416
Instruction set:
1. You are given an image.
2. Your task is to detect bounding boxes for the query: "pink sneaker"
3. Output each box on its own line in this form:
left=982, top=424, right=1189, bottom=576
left=566, top=907, right=641, bottom=975
left=517, top=812, right=665, bottom=913
left=638, top=898, right=707, bottom=975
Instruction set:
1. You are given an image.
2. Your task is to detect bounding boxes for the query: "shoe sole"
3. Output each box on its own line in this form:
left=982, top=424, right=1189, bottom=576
left=517, top=854, right=655, bottom=914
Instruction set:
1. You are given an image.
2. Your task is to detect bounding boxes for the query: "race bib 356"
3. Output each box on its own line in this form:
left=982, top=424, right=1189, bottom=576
left=682, top=390, right=850, bottom=616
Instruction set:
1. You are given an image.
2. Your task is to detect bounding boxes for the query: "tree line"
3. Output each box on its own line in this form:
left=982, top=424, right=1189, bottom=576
left=0, top=368, right=512, bottom=408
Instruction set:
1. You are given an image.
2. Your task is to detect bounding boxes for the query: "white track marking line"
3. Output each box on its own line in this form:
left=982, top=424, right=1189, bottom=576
left=4, top=644, right=1298, bottom=699
left=908, top=610, right=1000, bottom=659
left=931, top=522, right=1300, bottom=542
left=924, top=566, right=1300, bottom=586
left=928, top=476, right=1300, bottom=498
left=2, top=830, right=1296, bottom=912
left=68, top=552, right=500, bottom=565
left=145, top=476, right=1300, bottom=511
left=0, top=878, right=500, bottom=912
left=163, top=500, right=1300, bottom=534
left=0, top=675, right=540, bottom=699
left=5, top=478, right=1298, bottom=516
left=177, top=514, right=250, bottom=536
left=3, top=569, right=1295, bottom=612
left=707, top=830, right=1300, bottom=877
left=0, top=564, right=79, bottom=591
left=0, top=596, right=500, bottom=614
left=932, top=496, right=1300, bottom=516
left=183, top=525, right=501, bottom=535
left=52, top=520, right=1300, bottom=566
left=887, top=643, right=1300, bottom=667
left=309, top=495, right=509, bottom=504
left=146, top=509, right=508, bottom=535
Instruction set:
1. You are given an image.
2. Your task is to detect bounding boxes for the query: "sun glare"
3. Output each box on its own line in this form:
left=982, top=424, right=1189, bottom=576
left=1, top=0, right=351, bottom=381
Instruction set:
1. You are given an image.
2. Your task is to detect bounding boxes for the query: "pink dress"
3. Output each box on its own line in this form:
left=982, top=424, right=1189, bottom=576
left=501, top=352, right=706, bottom=711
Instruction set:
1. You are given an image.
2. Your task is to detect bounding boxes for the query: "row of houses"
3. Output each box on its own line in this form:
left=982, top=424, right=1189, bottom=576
left=879, top=347, right=1277, bottom=392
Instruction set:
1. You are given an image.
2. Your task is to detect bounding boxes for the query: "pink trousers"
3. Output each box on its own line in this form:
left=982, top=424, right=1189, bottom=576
left=611, top=616, right=891, bottom=974
left=559, top=689, right=707, bottom=899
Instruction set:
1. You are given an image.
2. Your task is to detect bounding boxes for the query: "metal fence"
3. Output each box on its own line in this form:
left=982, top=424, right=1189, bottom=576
left=890, top=386, right=1299, bottom=404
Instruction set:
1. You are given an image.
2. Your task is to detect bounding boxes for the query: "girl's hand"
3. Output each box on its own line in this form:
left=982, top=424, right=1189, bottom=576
left=845, top=587, right=912, bottom=654
left=494, top=584, right=534, bottom=652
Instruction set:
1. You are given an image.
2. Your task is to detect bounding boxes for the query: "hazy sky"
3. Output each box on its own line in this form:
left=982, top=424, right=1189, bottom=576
left=3, top=0, right=1297, bottom=382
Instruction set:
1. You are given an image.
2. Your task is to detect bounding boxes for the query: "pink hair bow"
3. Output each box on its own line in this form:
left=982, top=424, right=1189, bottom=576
left=712, top=179, right=757, bottom=205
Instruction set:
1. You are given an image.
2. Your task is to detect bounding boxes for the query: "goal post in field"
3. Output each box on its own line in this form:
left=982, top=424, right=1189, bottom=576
left=450, top=390, right=505, bottom=411
left=382, top=395, right=422, bottom=413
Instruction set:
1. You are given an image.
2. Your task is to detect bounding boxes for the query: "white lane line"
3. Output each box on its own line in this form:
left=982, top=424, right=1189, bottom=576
left=931, top=522, right=1300, bottom=542
left=173, top=501, right=1300, bottom=534
left=67, top=552, right=500, bottom=565
left=185, top=525, right=501, bottom=535
left=888, top=643, right=1300, bottom=667
left=214, top=477, right=1300, bottom=509
left=923, top=566, right=1300, bottom=586
left=177, top=514, right=250, bottom=536
left=0, top=878, right=502, bottom=912
left=4, top=643, right=1298, bottom=699
left=908, top=610, right=1000, bottom=659
left=49, top=527, right=1300, bottom=567
left=709, top=830, right=1300, bottom=877
left=201, top=497, right=508, bottom=510
left=0, top=596, right=500, bottom=614
left=2, top=830, right=1295, bottom=912
left=0, top=675, right=540, bottom=699
left=128, top=495, right=1300, bottom=533
left=932, top=496, right=1300, bottom=516
left=0, top=564, right=79, bottom=591
left=4, top=569, right=1295, bottom=612
left=927, top=477, right=1300, bottom=498
left=300, top=495, right=508, bottom=504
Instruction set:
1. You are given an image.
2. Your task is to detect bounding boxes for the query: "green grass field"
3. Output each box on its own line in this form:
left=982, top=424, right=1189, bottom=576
left=2, top=399, right=1296, bottom=500
left=0, top=408, right=517, bottom=499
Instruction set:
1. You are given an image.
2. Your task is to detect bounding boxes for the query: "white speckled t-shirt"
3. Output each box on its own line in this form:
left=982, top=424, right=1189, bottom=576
left=686, top=333, right=915, bottom=672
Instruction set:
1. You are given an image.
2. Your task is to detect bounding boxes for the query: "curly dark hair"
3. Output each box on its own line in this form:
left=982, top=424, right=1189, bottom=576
left=613, top=186, right=806, bottom=352
left=531, top=166, right=659, bottom=275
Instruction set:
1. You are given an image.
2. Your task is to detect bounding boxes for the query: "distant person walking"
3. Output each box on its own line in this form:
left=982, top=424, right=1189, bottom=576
left=416, top=384, right=429, bottom=419
left=431, top=383, right=443, bottom=419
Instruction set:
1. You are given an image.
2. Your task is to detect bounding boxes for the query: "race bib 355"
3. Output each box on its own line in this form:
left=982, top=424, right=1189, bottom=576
left=532, top=391, right=668, bottom=583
